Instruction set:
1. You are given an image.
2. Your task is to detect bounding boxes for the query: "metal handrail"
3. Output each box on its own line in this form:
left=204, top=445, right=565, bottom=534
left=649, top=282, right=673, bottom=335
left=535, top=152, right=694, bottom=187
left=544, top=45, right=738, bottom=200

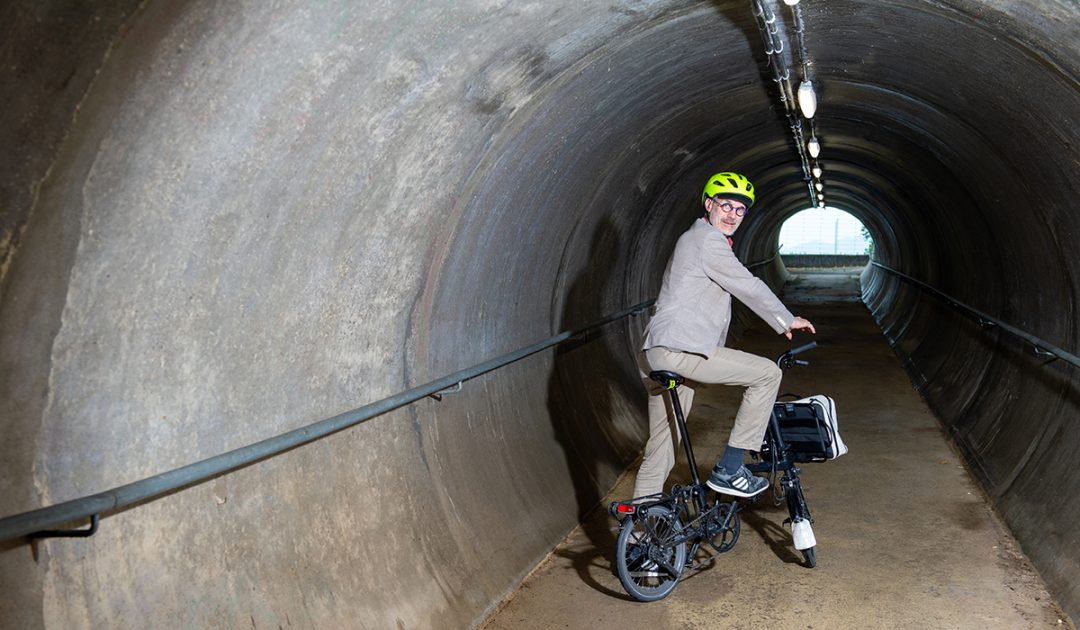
left=871, top=262, right=1080, bottom=369
left=0, top=299, right=656, bottom=542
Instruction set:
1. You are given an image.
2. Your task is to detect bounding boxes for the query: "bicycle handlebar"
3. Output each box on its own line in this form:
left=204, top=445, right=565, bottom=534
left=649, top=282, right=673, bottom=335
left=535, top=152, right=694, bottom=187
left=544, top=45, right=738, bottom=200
left=789, top=341, right=818, bottom=357
left=777, top=340, right=818, bottom=370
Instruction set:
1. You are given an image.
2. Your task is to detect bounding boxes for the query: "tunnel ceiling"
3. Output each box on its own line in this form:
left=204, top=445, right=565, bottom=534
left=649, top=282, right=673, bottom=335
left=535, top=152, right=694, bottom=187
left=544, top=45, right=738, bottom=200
left=3, top=0, right=1077, bottom=305
left=406, top=0, right=1079, bottom=329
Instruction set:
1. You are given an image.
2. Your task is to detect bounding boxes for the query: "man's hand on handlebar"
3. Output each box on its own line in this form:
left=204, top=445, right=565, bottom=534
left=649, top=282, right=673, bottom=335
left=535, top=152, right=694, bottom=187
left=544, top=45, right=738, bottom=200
left=784, top=316, right=816, bottom=340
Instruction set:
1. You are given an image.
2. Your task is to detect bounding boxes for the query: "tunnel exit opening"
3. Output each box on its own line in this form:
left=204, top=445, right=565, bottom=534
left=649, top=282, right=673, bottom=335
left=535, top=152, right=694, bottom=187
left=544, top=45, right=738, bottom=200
left=778, top=206, right=873, bottom=269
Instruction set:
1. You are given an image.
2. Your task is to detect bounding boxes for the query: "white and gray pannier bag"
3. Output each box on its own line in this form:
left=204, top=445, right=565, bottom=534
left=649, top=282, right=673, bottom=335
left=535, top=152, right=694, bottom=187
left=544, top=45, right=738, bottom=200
left=770, top=395, right=848, bottom=462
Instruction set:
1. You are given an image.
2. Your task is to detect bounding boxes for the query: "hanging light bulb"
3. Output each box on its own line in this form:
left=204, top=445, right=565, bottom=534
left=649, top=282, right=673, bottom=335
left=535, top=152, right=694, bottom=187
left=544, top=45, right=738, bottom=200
left=797, top=81, right=817, bottom=118
left=783, top=0, right=800, bottom=5
left=817, top=192, right=825, bottom=201
left=819, top=201, right=826, bottom=208
left=812, top=165, right=823, bottom=178
left=815, top=182, right=824, bottom=191
left=807, top=136, right=821, bottom=158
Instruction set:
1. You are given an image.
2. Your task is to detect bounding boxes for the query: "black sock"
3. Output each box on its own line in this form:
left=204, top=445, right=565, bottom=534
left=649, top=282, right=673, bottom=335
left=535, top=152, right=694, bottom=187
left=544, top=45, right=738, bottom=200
left=719, top=446, right=744, bottom=474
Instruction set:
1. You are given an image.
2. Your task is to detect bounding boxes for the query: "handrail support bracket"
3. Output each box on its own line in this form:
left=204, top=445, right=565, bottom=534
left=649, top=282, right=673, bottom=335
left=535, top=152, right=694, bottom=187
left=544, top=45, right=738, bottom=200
left=429, top=381, right=463, bottom=402
left=28, top=513, right=100, bottom=539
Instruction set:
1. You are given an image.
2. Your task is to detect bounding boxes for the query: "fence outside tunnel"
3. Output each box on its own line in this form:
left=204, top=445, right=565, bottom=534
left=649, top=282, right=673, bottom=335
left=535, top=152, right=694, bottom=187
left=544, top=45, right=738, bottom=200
left=782, top=254, right=868, bottom=268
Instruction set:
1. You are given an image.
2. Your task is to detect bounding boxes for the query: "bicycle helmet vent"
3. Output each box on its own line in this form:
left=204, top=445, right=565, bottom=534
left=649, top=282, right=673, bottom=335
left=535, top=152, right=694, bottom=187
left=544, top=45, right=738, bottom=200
left=701, top=171, right=755, bottom=208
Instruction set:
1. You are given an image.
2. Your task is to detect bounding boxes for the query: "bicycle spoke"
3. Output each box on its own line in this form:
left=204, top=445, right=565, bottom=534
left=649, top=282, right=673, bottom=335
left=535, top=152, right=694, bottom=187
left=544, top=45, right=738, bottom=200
left=615, top=505, right=687, bottom=600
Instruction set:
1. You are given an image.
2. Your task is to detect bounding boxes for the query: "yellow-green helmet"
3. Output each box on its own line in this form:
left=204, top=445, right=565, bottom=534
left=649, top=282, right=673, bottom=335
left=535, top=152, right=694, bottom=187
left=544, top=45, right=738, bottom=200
left=701, top=171, right=755, bottom=208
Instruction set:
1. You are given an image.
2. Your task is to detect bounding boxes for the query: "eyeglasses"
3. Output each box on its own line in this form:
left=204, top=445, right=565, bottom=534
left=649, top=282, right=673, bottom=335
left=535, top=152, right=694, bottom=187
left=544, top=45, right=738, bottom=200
left=711, top=198, right=747, bottom=217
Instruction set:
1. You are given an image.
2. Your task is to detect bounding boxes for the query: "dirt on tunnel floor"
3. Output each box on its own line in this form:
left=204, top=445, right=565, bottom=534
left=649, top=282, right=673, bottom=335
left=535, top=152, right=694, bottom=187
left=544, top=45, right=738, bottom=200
left=481, top=268, right=1074, bottom=630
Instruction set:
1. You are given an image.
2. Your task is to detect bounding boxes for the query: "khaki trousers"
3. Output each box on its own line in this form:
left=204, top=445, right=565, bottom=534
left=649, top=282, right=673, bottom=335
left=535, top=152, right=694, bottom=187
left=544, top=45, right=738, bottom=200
left=632, top=346, right=782, bottom=498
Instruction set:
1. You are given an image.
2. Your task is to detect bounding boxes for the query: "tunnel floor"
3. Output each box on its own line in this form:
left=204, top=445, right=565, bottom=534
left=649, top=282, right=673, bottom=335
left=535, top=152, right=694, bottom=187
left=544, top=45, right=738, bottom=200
left=481, top=269, right=1073, bottom=629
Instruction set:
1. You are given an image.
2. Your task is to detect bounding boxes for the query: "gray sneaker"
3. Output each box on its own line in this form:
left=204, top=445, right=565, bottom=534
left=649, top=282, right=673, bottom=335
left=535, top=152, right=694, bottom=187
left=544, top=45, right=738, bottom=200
left=706, top=465, right=768, bottom=498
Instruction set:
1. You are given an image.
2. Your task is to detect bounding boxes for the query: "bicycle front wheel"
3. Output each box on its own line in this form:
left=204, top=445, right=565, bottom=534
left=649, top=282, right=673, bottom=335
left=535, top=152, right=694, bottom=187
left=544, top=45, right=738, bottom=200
left=615, top=504, right=686, bottom=602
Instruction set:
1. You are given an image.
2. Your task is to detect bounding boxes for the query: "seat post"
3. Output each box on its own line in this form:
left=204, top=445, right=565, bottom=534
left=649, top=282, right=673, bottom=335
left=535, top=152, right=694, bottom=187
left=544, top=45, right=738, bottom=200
left=666, top=388, right=702, bottom=487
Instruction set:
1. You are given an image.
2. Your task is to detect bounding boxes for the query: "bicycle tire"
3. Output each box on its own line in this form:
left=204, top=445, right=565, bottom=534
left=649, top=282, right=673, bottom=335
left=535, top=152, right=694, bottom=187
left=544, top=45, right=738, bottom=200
left=802, top=546, right=817, bottom=568
left=615, top=505, right=686, bottom=602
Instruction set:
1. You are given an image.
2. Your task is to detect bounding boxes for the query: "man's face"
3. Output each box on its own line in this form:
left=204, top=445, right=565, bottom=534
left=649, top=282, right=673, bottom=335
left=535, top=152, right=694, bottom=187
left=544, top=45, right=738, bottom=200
left=705, top=196, right=747, bottom=236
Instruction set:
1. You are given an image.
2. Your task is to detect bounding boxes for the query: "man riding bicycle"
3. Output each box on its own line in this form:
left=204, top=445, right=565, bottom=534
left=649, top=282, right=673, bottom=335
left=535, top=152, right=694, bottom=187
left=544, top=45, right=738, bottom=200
left=634, top=171, right=816, bottom=500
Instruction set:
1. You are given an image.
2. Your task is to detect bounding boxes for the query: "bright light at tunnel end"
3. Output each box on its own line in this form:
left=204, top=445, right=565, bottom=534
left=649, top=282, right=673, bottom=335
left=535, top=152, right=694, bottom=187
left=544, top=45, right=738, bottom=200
left=781, top=206, right=873, bottom=255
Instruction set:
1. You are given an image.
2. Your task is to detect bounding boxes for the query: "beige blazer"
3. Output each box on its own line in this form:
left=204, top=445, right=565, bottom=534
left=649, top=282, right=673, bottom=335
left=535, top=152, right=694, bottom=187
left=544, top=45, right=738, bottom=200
left=642, top=218, right=794, bottom=358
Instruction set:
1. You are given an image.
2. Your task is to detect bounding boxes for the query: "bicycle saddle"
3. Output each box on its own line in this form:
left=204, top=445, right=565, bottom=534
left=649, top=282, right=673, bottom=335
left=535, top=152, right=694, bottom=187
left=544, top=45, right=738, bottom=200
left=649, top=370, right=685, bottom=389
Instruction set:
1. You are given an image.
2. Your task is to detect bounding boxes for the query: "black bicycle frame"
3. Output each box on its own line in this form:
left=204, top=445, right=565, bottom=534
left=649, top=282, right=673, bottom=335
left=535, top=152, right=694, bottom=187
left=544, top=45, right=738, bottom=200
left=667, top=392, right=712, bottom=518
left=746, top=406, right=812, bottom=526
left=746, top=409, right=795, bottom=474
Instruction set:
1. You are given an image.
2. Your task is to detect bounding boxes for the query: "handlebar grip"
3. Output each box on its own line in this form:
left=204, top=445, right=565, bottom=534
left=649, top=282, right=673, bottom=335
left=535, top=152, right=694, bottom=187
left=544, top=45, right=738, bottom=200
left=789, top=341, right=818, bottom=356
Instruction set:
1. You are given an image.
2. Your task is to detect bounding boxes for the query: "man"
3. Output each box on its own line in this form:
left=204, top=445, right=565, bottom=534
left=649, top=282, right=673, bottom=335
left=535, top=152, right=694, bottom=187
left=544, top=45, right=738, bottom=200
left=634, top=171, right=816, bottom=499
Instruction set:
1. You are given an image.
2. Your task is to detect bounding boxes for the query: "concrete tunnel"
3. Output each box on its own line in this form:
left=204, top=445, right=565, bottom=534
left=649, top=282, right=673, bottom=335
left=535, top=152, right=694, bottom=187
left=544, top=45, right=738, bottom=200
left=1, top=0, right=1078, bottom=627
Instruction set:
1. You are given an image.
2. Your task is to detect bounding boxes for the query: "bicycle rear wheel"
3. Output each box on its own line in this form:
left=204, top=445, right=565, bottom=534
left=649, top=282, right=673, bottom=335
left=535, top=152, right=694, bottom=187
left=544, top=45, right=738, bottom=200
left=615, top=505, right=686, bottom=602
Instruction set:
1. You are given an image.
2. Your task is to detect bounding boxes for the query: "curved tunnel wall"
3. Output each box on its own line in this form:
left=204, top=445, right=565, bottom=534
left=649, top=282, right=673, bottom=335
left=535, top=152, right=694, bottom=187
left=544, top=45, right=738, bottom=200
left=0, top=1, right=1077, bottom=627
